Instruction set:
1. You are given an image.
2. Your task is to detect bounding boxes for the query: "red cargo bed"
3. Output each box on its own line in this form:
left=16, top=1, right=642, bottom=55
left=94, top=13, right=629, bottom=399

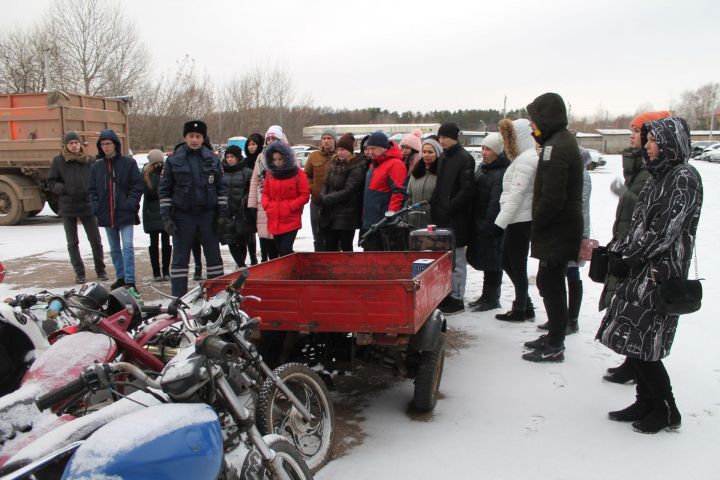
left=204, top=251, right=452, bottom=334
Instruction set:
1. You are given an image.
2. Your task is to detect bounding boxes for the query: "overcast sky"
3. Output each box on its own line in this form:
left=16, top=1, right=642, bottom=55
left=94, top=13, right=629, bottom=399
left=2, top=0, right=719, bottom=117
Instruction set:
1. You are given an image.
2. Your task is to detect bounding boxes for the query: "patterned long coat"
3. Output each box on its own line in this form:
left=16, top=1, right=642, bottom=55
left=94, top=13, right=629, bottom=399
left=596, top=117, right=703, bottom=361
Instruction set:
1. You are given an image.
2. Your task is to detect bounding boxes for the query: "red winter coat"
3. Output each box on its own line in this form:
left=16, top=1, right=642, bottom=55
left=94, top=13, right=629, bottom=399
left=262, top=144, right=311, bottom=235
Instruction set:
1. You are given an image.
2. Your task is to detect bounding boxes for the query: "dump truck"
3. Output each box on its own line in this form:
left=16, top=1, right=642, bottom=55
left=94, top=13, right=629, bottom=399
left=0, top=91, right=130, bottom=226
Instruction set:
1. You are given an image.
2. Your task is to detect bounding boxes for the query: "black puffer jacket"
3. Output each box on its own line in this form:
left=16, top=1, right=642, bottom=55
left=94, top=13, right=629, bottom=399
left=47, top=146, right=95, bottom=217
left=526, top=93, right=583, bottom=262
left=467, top=155, right=510, bottom=271
left=597, top=117, right=702, bottom=361
left=219, top=159, right=255, bottom=244
left=430, top=143, right=475, bottom=247
left=142, top=165, right=164, bottom=233
left=319, top=155, right=365, bottom=230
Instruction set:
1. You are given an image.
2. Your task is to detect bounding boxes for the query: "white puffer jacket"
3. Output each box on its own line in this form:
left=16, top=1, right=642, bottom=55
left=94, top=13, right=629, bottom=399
left=495, top=119, right=538, bottom=229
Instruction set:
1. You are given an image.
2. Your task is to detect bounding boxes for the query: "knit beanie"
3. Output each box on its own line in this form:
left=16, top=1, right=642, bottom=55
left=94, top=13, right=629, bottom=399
left=265, top=125, right=285, bottom=142
left=437, top=122, right=460, bottom=140
left=336, top=132, right=355, bottom=152
left=411, top=128, right=423, bottom=138
left=366, top=131, right=390, bottom=149
left=400, top=133, right=422, bottom=153
left=147, top=149, right=165, bottom=164
left=224, top=145, right=243, bottom=159
left=421, top=138, right=443, bottom=158
left=321, top=128, right=338, bottom=142
left=63, top=131, right=81, bottom=145
left=630, top=111, right=672, bottom=130
left=481, top=133, right=504, bottom=155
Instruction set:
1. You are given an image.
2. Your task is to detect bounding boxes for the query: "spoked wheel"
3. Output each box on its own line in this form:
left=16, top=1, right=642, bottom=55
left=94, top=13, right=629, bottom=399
left=413, top=331, right=446, bottom=412
left=256, top=363, right=335, bottom=473
left=239, top=434, right=312, bottom=480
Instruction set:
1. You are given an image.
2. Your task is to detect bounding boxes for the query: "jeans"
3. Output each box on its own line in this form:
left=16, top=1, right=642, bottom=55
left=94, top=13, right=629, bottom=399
left=62, top=215, right=105, bottom=276
left=274, top=230, right=298, bottom=257
left=451, top=246, right=467, bottom=301
left=105, top=224, right=135, bottom=284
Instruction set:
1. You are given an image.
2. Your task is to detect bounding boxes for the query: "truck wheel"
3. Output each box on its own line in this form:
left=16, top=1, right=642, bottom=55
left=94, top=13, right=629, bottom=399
left=413, top=331, right=446, bottom=412
left=256, top=363, right=335, bottom=473
left=0, top=181, right=28, bottom=226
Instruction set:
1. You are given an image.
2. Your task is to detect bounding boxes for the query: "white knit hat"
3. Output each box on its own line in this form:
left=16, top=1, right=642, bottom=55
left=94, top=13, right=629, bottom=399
left=265, top=125, right=284, bottom=141
left=481, top=132, right=504, bottom=155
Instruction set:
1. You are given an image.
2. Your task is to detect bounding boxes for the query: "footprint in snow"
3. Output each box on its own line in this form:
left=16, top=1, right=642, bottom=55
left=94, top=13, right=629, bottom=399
left=525, top=415, right=545, bottom=434
left=550, top=371, right=566, bottom=388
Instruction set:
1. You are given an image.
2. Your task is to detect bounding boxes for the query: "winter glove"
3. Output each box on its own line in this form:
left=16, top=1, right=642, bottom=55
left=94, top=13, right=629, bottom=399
left=162, top=216, right=176, bottom=237
left=608, top=252, right=630, bottom=278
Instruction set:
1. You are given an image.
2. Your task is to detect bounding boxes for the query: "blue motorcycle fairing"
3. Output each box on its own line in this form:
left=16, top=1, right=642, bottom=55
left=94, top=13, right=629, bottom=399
left=62, top=403, right=223, bottom=479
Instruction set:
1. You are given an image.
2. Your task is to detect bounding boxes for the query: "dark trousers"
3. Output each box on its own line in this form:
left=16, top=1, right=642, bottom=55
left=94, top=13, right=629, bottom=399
left=502, top=221, right=531, bottom=307
left=536, top=260, right=568, bottom=347
left=566, top=266, right=583, bottom=321
left=246, top=233, right=258, bottom=264
left=260, top=238, right=278, bottom=262
left=192, top=237, right=202, bottom=275
left=228, top=237, right=250, bottom=268
left=629, top=358, right=673, bottom=403
left=62, top=215, right=105, bottom=276
left=170, top=211, right=224, bottom=297
left=148, top=231, right=171, bottom=277
left=274, top=230, right=298, bottom=257
left=483, top=270, right=503, bottom=288
left=322, top=228, right=355, bottom=252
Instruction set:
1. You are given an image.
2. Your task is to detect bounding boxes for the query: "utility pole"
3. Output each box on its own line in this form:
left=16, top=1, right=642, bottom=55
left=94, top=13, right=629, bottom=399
left=503, top=95, right=507, bottom=118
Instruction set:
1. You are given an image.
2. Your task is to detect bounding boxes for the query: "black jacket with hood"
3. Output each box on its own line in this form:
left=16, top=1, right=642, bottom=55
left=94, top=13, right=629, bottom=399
left=88, top=129, right=144, bottom=228
left=244, top=133, right=265, bottom=172
left=47, top=145, right=96, bottom=217
left=526, top=93, right=584, bottom=263
left=430, top=143, right=475, bottom=247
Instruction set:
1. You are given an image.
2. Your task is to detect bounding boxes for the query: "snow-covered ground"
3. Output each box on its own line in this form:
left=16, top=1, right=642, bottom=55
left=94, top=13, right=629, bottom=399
left=1, top=156, right=719, bottom=478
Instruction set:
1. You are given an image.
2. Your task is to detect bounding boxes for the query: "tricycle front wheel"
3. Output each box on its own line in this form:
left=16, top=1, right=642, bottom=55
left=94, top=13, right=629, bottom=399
left=412, top=331, right=446, bottom=412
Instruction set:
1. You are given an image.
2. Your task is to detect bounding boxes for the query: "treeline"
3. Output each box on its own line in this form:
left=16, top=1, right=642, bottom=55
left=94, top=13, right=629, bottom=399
left=1, top=0, right=717, bottom=151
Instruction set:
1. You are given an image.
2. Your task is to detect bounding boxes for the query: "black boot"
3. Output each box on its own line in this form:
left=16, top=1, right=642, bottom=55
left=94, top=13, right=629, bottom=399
left=495, top=301, right=527, bottom=322
left=609, top=383, right=652, bottom=422
left=604, top=364, right=636, bottom=384
left=632, top=398, right=681, bottom=433
left=110, top=277, right=125, bottom=289
left=525, top=298, right=535, bottom=320
left=472, top=286, right=501, bottom=312
left=567, top=279, right=582, bottom=334
left=468, top=296, right=485, bottom=308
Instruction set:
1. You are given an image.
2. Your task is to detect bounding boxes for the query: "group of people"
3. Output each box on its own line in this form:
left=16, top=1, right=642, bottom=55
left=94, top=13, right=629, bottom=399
left=49, top=91, right=703, bottom=435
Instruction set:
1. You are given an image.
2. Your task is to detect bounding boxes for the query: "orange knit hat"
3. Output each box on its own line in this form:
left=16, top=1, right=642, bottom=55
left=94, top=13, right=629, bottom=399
left=630, top=111, right=672, bottom=130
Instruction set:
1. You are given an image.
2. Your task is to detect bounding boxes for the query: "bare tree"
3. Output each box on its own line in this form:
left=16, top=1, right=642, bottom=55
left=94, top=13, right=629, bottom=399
left=44, top=0, right=149, bottom=96
left=0, top=27, right=47, bottom=93
left=672, top=82, right=720, bottom=129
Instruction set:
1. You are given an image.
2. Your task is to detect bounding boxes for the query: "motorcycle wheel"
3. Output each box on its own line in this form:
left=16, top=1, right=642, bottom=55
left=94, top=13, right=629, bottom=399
left=240, top=434, right=312, bottom=479
left=256, top=363, right=334, bottom=473
left=412, top=331, right=446, bottom=412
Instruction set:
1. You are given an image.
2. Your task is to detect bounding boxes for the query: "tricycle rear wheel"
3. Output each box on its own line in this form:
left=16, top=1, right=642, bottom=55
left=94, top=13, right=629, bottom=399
left=412, top=331, right=445, bottom=412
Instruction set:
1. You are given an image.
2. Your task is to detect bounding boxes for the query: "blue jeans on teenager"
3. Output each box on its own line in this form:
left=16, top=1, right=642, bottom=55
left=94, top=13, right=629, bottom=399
left=105, top=224, right=135, bottom=284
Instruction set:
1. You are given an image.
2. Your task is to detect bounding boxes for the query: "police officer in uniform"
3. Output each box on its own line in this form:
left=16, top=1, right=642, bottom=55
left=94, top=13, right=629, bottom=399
left=160, top=120, right=228, bottom=297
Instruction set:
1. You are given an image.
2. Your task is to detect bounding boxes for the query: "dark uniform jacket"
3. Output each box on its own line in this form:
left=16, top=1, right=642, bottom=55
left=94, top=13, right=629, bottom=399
left=159, top=144, right=228, bottom=218
left=526, top=93, right=583, bottom=263
left=430, top=143, right=475, bottom=247
left=88, top=130, right=144, bottom=228
left=47, top=146, right=95, bottom=218
left=467, top=155, right=510, bottom=271
left=597, top=117, right=702, bottom=361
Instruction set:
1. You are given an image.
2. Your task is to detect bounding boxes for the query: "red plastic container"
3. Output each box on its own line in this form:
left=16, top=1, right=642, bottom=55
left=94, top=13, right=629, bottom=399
left=204, top=251, right=452, bottom=334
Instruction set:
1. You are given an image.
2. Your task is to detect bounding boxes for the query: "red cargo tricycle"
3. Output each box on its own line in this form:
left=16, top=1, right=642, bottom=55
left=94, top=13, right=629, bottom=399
left=205, top=250, right=452, bottom=412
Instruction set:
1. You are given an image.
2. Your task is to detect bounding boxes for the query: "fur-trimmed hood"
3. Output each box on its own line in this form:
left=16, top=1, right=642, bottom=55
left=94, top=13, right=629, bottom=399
left=265, top=141, right=298, bottom=179
left=498, top=118, right=536, bottom=160
left=61, top=145, right=92, bottom=163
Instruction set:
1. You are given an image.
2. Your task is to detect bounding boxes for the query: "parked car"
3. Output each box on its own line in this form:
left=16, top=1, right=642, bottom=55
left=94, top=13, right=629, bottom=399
left=699, top=143, right=720, bottom=162
left=466, top=147, right=483, bottom=168
left=691, top=141, right=718, bottom=159
left=291, top=144, right=318, bottom=167
left=586, top=149, right=607, bottom=170
left=706, top=148, right=720, bottom=163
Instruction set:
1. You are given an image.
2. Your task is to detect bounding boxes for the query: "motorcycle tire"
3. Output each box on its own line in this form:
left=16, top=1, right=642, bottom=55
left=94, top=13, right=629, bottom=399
left=412, top=331, right=446, bottom=412
left=256, top=363, right=334, bottom=474
left=240, top=434, right=313, bottom=479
